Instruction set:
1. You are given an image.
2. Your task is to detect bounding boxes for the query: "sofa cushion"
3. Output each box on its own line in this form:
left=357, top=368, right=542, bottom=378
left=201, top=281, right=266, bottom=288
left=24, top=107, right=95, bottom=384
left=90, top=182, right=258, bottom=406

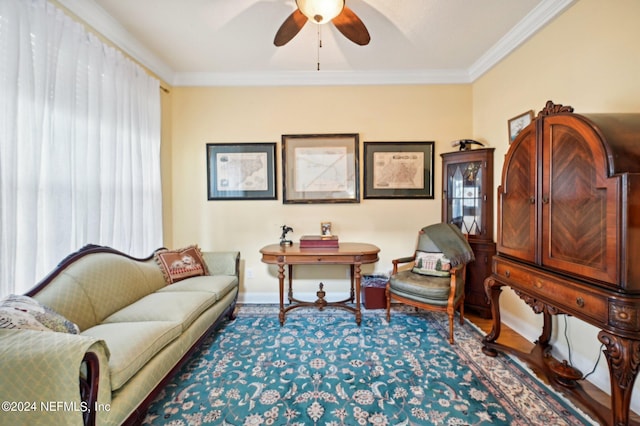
left=82, top=321, right=181, bottom=391
left=103, top=291, right=217, bottom=331
left=155, top=275, right=237, bottom=300
left=0, top=295, right=79, bottom=334
left=154, top=245, right=209, bottom=284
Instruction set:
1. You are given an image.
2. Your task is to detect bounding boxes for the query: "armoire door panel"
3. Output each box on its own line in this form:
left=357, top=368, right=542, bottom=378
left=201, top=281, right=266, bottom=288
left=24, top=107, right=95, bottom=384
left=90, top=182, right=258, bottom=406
left=541, top=117, right=620, bottom=285
left=498, top=127, right=537, bottom=262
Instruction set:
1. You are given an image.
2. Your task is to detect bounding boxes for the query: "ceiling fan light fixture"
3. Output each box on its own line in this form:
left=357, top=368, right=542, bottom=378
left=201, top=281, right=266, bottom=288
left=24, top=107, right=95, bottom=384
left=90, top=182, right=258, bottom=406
left=296, top=0, right=345, bottom=24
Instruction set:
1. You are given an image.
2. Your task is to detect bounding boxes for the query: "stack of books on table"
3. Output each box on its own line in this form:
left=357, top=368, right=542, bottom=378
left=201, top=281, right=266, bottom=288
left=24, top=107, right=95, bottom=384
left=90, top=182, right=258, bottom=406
left=299, top=235, right=339, bottom=248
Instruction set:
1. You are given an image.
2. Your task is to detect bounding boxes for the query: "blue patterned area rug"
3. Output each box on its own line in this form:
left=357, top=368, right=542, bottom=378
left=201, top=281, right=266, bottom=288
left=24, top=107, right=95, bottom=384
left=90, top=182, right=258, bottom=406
left=143, top=305, right=595, bottom=425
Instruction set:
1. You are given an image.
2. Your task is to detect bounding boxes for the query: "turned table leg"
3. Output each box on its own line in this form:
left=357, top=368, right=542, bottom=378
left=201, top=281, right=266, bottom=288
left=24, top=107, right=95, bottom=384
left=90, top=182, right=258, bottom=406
left=287, top=264, right=293, bottom=303
left=354, top=262, right=362, bottom=326
left=278, top=263, right=285, bottom=325
left=349, top=264, right=355, bottom=302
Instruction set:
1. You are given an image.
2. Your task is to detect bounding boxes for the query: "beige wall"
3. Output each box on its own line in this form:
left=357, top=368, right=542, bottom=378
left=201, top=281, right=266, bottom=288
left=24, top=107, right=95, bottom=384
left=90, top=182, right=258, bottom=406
left=472, top=0, right=640, bottom=407
left=168, top=85, right=472, bottom=299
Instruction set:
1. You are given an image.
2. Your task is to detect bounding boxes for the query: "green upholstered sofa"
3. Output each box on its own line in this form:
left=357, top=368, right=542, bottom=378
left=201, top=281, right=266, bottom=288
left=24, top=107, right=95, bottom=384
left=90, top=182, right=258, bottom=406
left=0, top=245, right=239, bottom=426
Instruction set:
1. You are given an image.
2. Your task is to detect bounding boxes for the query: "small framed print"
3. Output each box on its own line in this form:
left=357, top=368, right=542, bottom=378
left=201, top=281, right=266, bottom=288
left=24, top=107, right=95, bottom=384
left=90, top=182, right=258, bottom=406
left=206, top=143, right=276, bottom=200
left=508, top=110, right=534, bottom=142
left=363, top=141, right=435, bottom=199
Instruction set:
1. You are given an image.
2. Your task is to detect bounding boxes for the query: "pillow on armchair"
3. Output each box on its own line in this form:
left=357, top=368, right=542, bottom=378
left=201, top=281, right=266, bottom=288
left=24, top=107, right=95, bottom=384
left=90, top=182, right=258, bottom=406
left=411, top=250, right=452, bottom=277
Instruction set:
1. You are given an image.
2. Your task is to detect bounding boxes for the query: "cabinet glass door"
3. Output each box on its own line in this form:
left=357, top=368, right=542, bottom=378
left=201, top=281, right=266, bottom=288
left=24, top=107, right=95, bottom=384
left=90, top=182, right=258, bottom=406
left=446, top=161, right=482, bottom=235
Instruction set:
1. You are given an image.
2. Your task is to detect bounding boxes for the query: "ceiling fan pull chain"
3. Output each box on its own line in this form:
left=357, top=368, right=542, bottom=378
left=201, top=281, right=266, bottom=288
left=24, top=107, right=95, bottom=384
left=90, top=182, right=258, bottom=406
left=316, top=25, right=322, bottom=71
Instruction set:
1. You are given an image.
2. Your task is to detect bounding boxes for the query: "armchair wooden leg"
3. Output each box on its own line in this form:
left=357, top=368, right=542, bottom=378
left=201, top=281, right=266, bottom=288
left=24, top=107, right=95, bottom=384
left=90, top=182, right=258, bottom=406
left=448, top=313, right=455, bottom=344
left=446, top=304, right=456, bottom=344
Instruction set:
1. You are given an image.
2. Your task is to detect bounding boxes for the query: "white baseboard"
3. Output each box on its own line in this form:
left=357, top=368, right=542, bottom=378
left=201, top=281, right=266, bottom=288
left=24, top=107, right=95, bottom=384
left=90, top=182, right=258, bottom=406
left=500, top=310, right=542, bottom=342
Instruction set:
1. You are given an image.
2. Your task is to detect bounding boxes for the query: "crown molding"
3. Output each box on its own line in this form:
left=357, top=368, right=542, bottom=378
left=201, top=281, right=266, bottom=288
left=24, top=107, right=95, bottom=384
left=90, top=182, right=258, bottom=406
left=468, top=0, right=576, bottom=81
left=58, top=0, right=575, bottom=87
left=56, top=0, right=175, bottom=84
left=173, top=69, right=472, bottom=87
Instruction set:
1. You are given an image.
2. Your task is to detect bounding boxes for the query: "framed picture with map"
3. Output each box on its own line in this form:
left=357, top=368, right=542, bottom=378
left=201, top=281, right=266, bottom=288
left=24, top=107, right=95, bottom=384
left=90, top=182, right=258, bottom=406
left=363, top=141, right=434, bottom=199
left=282, top=133, right=359, bottom=204
left=206, top=143, right=276, bottom=200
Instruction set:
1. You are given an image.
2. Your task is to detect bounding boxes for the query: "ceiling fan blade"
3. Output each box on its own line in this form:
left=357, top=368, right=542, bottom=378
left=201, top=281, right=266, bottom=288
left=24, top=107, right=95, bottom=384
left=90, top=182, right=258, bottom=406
left=274, top=9, right=308, bottom=46
left=332, top=6, right=370, bottom=46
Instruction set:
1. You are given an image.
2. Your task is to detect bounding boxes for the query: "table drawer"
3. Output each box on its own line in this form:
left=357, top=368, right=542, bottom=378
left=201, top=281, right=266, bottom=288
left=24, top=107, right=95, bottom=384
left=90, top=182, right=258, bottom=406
left=494, top=259, right=608, bottom=323
left=285, top=255, right=357, bottom=264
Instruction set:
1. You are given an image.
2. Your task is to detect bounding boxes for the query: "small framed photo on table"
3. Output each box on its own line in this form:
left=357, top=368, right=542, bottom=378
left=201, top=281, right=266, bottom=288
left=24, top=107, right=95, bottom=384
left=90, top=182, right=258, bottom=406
left=321, top=222, right=332, bottom=235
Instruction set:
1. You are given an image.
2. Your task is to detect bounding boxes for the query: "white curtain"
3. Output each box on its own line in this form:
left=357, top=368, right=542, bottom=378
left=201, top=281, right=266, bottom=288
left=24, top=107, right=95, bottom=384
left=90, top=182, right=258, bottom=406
left=0, top=0, right=163, bottom=296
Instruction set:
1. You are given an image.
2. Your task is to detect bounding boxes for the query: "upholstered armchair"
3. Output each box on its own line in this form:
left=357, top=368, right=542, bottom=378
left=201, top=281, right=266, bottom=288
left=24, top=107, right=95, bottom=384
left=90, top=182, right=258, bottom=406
left=386, top=223, right=474, bottom=344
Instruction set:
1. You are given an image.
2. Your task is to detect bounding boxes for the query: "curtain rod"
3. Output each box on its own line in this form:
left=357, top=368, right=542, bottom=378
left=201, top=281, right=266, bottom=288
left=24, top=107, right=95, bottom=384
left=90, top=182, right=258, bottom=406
left=160, top=85, right=170, bottom=94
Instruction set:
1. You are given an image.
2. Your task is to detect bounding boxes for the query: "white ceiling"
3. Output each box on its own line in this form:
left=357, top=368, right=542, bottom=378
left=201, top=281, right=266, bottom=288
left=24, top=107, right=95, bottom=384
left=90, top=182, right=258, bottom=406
left=59, top=0, right=575, bottom=86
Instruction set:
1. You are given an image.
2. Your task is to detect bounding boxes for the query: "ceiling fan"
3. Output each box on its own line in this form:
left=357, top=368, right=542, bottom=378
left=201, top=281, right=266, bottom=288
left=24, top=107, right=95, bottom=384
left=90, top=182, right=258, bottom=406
left=274, top=0, right=370, bottom=47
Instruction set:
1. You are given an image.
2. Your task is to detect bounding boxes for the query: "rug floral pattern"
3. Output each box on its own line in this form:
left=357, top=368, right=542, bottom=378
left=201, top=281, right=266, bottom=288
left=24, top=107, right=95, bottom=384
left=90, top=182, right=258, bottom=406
left=143, top=307, right=595, bottom=425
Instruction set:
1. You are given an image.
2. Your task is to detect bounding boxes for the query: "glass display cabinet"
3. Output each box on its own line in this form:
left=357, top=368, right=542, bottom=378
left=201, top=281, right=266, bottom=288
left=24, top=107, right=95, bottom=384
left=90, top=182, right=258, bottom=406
left=441, top=147, right=495, bottom=317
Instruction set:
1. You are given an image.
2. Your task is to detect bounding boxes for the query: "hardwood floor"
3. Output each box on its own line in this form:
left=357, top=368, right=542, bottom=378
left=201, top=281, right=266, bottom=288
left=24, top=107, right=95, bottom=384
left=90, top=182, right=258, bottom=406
left=465, top=311, right=640, bottom=425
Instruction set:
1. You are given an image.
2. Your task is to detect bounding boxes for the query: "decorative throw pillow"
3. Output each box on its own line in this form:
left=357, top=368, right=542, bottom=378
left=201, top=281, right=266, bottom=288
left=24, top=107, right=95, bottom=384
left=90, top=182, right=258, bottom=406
left=155, top=245, right=209, bottom=284
left=0, top=294, right=80, bottom=334
left=412, top=250, right=452, bottom=277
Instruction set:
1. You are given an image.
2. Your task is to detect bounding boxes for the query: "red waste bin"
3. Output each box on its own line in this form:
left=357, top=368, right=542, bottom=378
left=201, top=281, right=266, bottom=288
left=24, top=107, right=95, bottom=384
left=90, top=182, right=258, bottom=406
left=361, top=274, right=388, bottom=309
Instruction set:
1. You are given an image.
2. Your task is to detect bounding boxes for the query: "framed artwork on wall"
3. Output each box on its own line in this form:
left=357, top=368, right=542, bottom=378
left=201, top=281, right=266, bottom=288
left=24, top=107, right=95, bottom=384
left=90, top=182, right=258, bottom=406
left=282, top=133, right=360, bottom=204
left=363, top=141, right=435, bottom=199
left=206, top=143, right=277, bottom=200
left=508, top=110, right=534, bottom=142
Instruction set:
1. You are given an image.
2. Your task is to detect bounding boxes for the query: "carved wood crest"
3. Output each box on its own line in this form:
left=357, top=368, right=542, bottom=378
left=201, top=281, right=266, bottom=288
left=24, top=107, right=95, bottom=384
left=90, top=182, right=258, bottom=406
left=538, top=100, right=574, bottom=117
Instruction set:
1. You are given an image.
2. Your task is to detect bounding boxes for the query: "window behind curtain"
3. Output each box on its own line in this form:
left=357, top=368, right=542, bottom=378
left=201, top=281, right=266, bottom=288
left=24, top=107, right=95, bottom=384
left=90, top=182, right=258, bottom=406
left=0, top=0, right=163, bottom=296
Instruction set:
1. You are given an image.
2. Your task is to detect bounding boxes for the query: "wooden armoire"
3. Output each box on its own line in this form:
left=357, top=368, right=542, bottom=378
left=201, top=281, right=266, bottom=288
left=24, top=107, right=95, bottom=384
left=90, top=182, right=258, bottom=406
left=482, top=101, right=640, bottom=426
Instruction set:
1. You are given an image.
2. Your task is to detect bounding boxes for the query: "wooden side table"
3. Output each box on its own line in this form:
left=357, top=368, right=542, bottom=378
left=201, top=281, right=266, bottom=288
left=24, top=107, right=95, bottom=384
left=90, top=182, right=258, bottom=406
left=260, top=242, right=380, bottom=325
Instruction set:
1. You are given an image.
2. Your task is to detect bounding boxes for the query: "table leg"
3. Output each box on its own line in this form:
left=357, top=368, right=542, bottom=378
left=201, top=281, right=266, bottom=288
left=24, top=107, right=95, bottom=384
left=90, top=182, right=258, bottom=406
left=278, top=263, right=285, bottom=325
left=287, top=264, right=293, bottom=303
left=354, top=263, right=362, bottom=326
left=349, top=265, right=355, bottom=302
left=482, top=276, right=502, bottom=356
left=598, top=331, right=640, bottom=426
